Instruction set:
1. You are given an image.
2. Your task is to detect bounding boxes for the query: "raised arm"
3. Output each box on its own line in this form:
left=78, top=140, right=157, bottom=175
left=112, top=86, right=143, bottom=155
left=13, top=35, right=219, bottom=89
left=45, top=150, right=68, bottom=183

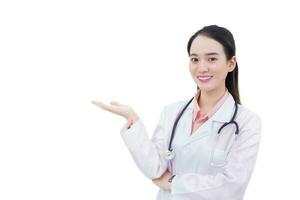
left=92, top=100, right=169, bottom=179
left=119, top=106, right=169, bottom=179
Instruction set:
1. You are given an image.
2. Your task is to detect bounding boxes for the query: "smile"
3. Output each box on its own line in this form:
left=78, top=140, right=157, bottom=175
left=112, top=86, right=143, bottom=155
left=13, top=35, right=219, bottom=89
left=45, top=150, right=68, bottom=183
left=197, top=76, right=213, bottom=83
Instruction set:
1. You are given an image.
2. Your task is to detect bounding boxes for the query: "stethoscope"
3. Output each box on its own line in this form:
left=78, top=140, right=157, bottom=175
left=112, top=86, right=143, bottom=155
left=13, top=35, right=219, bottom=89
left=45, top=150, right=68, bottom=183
left=165, top=96, right=240, bottom=161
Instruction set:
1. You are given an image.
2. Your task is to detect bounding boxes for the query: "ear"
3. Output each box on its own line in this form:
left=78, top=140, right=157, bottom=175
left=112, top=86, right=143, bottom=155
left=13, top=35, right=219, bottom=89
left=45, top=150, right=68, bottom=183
left=227, top=56, right=237, bottom=72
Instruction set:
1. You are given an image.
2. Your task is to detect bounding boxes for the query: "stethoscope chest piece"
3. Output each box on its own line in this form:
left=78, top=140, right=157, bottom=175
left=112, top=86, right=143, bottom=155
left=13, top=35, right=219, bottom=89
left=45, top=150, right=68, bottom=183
left=165, top=149, right=175, bottom=160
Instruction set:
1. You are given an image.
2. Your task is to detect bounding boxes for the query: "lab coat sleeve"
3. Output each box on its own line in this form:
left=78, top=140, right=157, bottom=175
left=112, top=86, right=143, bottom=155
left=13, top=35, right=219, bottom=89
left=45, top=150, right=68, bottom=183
left=119, top=106, right=169, bottom=179
left=170, top=114, right=262, bottom=199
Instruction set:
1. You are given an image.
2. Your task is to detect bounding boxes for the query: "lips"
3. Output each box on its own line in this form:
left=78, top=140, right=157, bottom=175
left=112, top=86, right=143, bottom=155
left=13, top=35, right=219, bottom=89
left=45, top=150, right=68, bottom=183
left=197, top=75, right=213, bottom=82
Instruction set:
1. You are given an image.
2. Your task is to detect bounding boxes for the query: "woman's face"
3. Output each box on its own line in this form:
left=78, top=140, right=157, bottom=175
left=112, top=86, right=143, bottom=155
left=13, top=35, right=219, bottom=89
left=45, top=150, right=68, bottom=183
left=189, top=35, right=236, bottom=93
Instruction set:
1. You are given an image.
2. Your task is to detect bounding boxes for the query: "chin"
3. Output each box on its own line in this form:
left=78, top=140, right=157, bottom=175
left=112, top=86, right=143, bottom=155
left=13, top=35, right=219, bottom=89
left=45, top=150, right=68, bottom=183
left=196, top=85, right=215, bottom=93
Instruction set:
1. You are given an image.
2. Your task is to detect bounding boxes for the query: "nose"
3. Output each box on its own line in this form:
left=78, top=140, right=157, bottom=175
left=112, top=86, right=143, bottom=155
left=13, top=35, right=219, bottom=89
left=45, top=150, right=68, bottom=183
left=195, top=60, right=209, bottom=73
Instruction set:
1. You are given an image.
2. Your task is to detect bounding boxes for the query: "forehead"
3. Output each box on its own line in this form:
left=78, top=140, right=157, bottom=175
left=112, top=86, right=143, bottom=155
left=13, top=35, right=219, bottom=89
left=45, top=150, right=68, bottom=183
left=190, top=35, right=224, bottom=55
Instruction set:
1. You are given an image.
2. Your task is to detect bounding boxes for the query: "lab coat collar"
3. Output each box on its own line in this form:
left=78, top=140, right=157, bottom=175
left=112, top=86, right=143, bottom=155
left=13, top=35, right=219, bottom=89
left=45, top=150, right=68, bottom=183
left=186, top=91, right=236, bottom=123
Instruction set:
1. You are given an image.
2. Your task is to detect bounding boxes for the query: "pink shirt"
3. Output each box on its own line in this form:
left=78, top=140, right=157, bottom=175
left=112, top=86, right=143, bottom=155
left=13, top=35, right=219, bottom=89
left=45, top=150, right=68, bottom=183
left=190, top=88, right=229, bottom=134
left=126, top=89, right=229, bottom=135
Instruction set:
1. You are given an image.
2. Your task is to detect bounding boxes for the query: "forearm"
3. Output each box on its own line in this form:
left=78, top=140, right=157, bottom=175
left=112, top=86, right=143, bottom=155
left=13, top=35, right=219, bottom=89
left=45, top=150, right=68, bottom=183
left=120, top=119, right=168, bottom=179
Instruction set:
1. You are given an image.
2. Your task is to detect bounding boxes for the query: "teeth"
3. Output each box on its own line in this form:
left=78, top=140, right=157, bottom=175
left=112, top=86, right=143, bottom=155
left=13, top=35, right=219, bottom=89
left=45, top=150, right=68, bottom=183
left=198, top=76, right=212, bottom=80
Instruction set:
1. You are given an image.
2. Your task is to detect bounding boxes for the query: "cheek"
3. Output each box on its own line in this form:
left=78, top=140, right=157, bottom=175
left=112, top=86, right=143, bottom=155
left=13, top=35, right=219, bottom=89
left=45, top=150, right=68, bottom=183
left=189, top=64, right=197, bottom=73
left=211, top=64, right=228, bottom=77
left=213, top=71, right=228, bottom=83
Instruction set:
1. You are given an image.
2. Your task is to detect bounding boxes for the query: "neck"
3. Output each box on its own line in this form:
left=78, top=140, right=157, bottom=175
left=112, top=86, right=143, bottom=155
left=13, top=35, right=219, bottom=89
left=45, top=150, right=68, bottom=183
left=198, top=86, right=227, bottom=109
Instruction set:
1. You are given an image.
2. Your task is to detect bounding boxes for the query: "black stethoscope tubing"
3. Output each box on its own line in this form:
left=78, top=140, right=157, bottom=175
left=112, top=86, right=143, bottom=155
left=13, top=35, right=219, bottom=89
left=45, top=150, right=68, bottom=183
left=167, top=96, right=239, bottom=154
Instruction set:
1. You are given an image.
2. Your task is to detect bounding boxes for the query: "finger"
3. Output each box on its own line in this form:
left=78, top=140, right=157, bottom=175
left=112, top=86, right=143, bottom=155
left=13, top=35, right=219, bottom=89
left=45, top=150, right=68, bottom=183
left=92, top=101, right=122, bottom=116
left=91, top=101, right=106, bottom=108
left=91, top=100, right=102, bottom=106
left=110, top=101, right=126, bottom=107
left=92, top=101, right=112, bottom=111
left=110, top=101, right=120, bottom=106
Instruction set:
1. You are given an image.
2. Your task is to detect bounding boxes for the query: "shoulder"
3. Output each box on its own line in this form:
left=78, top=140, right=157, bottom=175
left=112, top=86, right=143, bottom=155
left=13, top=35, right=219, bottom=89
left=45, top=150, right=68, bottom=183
left=236, top=104, right=262, bottom=134
left=162, top=99, right=190, bottom=115
left=157, top=99, right=191, bottom=127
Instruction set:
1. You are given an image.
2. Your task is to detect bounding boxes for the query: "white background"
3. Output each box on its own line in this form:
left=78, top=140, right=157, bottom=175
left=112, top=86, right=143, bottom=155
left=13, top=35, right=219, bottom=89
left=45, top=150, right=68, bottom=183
left=1, top=0, right=300, bottom=199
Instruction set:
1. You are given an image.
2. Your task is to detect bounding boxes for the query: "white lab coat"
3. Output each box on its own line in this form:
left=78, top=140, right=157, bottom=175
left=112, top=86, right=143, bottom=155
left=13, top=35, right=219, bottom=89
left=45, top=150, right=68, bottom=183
left=120, top=93, right=262, bottom=200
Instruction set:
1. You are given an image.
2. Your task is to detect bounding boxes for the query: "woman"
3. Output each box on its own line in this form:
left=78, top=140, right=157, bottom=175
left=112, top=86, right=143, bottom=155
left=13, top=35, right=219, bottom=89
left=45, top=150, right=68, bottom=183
left=92, top=25, right=262, bottom=200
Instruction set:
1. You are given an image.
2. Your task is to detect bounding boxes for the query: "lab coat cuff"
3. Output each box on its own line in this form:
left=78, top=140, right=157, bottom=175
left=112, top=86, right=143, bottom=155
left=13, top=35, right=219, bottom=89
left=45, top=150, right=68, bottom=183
left=170, top=174, right=193, bottom=195
left=170, top=174, right=179, bottom=195
left=120, top=118, right=145, bottom=150
left=126, top=115, right=140, bottom=129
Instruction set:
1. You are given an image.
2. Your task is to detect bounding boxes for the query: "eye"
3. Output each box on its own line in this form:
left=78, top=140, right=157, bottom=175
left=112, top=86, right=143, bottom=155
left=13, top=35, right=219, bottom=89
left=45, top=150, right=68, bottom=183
left=190, top=57, right=198, bottom=62
left=208, top=57, right=217, bottom=62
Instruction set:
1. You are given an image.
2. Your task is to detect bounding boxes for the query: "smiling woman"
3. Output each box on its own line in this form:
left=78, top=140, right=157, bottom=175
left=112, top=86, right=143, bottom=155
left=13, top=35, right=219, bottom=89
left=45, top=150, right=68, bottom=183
left=92, top=25, right=262, bottom=200
left=187, top=26, right=240, bottom=108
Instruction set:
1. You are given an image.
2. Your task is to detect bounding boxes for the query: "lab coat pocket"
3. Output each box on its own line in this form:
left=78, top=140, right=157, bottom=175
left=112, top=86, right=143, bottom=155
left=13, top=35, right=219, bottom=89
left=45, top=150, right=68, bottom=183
left=209, top=122, right=237, bottom=167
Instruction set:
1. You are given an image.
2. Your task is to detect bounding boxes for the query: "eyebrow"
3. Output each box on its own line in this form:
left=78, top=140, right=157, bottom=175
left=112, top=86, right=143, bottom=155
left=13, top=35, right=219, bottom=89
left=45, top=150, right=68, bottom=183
left=190, top=52, right=220, bottom=57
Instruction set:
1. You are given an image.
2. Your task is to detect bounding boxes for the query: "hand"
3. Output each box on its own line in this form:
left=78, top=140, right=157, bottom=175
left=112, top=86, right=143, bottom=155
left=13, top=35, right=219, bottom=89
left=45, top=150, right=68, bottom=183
left=152, top=169, right=172, bottom=191
left=91, top=100, right=138, bottom=119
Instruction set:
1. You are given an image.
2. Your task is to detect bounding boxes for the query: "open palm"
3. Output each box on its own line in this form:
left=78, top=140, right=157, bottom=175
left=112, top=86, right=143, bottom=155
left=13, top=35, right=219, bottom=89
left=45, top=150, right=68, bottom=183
left=91, top=100, right=138, bottom=119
